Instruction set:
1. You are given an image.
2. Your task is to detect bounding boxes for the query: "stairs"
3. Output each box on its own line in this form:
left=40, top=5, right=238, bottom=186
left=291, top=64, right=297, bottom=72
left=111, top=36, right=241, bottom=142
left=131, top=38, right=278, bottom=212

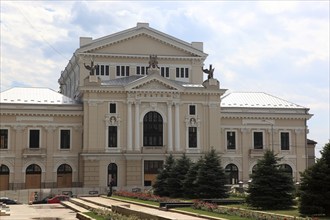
left=0, top=202, right=10, bottom=216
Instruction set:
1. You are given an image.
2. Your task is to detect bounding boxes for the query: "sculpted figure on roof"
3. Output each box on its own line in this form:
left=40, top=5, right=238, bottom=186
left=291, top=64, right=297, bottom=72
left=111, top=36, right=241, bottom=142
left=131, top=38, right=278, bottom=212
left=148, top=55, right=159, bottom=69
left=84, top=60, right=98, bottom=75
left=202, top=64, right=214, bottom=79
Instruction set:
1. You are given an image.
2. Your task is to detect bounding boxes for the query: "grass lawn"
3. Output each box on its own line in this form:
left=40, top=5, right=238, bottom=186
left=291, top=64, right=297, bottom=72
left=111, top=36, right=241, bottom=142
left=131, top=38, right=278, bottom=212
left=84, top=211, right=106, bottom=220
left=111, top=195, right=159, bottom=206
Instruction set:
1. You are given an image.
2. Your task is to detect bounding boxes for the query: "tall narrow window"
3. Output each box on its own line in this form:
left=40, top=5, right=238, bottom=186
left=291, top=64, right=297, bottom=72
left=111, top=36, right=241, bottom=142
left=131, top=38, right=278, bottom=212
left=281, top=132, right=290, bottom=150
left=60, top=129, right=70, bottom=149
left=109, top=103, right=116, bottom=113
left=116, top=65, right=130, bottom=76
left=108, top=126, right=117, bottom=148
left=144, top=160, right=163, bottom=186
left=189, top=105, right=196, bottom=115
left=143, top=111, right=163, bottom=146
left=29, top=129, right=40, bottom=148
left=0, top=129, right=8, bottom=149
left=226, top=131, right=236, bottom=150
left=161, top=67, right=169, bottom=78
left=189, top=127, right=197, bottom=148
left=253, top=132, right=263, bottom=149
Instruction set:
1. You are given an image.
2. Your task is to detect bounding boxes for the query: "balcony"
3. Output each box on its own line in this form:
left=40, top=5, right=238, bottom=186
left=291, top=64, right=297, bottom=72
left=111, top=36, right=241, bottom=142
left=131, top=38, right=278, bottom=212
left=22, top=148, right=47, bottom=158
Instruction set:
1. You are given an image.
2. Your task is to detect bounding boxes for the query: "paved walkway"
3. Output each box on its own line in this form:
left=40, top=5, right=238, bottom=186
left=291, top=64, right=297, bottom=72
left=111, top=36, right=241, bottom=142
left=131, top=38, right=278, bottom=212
left=82, top=196, right=224, bottom=220
left=0, top=203, right=78, bottom=220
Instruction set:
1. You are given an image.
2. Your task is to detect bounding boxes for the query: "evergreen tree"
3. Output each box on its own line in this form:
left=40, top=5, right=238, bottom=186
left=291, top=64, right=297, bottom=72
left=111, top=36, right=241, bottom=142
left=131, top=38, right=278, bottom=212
left=195, top=148, right=228, bottom=198
left=167, top=154, right=191, bottom=198
left=246, top=150, right=294, bottom=210
left=182, top=157, right=203, bottom=198
left=153, top=154, right=175, bottom=197
left=299, top=143, right=330, bottom=216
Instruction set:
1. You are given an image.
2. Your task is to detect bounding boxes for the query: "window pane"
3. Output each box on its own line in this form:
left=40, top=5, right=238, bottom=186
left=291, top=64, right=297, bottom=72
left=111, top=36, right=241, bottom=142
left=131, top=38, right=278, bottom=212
left=176, top=68, right=179, bottom=77
left=109, top=103, right=116, bottom=113
left=254, top=132, right=263, bottom=149
left=227, top=131, right=236, bottom=150
left=281, top=132, right=290, bottom=150
left=189, top=105, right=196, bottom=115
left=116, top=66, right=120, bottom=76
left=185, top=68, right=189, bottom=78
left=0, top=129, right=8, bottom=149
left=60, top=130, right=70, bottom=149
left=143, top=111, right=163, bottom=146
left=105, top=65, right=109, bottom=75
left=108, top=126, right=117, bottom=147
left=29, top=130, right=40, bottom=148
left=189, top=127, right=197, bottom=148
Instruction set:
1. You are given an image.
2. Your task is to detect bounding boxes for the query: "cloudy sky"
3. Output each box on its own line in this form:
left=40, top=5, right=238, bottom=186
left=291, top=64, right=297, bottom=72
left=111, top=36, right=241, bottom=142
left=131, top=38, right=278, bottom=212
left=1, top=1, right=329, bottom=157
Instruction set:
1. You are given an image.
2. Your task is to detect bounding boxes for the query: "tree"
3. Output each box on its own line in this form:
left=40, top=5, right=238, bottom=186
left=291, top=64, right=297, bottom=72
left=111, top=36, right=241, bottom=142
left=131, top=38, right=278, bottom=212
left=167, top=154, right=191, bottom=198
left=246, top=150, right=294, bottom=210
left=182, top=157, right=203, bottom=198
left=153, top=154, right=175, bottom=197
left=299, top=143, right=330, bottom=216
left=195, top=148, right=228, bottom=198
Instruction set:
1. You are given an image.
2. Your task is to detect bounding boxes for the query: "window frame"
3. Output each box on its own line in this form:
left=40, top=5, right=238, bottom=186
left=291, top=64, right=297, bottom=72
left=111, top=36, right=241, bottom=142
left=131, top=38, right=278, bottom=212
left=0, top=128, right=9, bottom=149
left=226, top=130, right=236, bottom=150
left=280, top=131, right=290, bottom=151
left=59, top=128, right=71, bottom=150
left=108, top=126, right=118, bottom=148
left=116, top=65, right=130, bottom=77
left=188, top=127, right=197, bottom=148
left=95, top=64, right=110, bottom=76
left=189, top=104, right=196, bottom=115
left=109, top=103, right=116, bottom=114
left=175, top=67, right=189, bottom=79
left=143, top=111, right=163, bottom=147
left=28, top=128, right=41, bottom=149
left=160, top=67, right=169, bottom=78
left=253, top=131, right=264, bottom=150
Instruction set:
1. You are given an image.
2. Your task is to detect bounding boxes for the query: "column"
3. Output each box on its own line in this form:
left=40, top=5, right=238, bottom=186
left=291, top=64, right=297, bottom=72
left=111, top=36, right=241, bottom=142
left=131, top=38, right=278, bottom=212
left=134, top=101, right=140, bottom=151
left=127, top=101, right=132, bottom=151
left=174, top=103, right=180, bottom=151
left=167, top=102, right=173, bottom=152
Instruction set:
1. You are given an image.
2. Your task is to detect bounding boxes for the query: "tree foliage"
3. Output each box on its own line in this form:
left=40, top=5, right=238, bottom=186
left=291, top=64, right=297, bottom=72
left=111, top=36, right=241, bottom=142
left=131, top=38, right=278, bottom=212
left=182, top=157, right=203, bottom=198
left=195, top=148, right=228, bottom=198
left=246, top=150, right=294, bottom=210
left=167, top=154, right=191, bottom=198
left=153, top=154, right=175, bottom=197
left=299, top=143, right=330, bottom=216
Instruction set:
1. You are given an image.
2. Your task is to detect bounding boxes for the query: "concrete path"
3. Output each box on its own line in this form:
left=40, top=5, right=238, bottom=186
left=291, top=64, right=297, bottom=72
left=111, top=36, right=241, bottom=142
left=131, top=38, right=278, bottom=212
left=81, top=196, right=224, bottom=220
left=0, top=203, right=78, bottom=220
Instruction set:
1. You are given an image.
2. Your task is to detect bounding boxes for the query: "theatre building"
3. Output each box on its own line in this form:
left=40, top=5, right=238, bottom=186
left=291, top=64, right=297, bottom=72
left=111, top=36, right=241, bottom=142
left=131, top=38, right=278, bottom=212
left=0, top=23, right=315, bottom=191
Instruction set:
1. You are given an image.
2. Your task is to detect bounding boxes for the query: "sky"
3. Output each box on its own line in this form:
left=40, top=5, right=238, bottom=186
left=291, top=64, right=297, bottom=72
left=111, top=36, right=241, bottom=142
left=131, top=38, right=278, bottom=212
left=1, top=1, right=329, bottom=157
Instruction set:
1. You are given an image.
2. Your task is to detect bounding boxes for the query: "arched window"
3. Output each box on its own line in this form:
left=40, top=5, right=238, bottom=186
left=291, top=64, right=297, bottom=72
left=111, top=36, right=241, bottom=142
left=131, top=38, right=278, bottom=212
left=26, top=164, right=41, bottom=189
left=0, top=165, right=10, bottom=190
left=108, top=163, right=117, bottom=186
left=143, top=111, right=163, bottom=146
left=225, top=164, right=239, bottom=184
left=280, top=164, right=293, bottom=177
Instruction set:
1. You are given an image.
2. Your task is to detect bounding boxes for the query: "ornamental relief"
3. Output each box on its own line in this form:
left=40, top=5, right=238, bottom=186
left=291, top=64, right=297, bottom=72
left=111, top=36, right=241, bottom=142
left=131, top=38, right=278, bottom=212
left=133, top=80, right=176, bottom=90
left=104, top=114, right=120, bottom=126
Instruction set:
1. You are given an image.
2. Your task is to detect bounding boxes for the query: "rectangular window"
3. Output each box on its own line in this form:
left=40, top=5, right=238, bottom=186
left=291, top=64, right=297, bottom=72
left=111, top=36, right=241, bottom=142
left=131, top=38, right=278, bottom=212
left=226, top=131, right=236, bottom=150
left=176, top=67, right=189, bottom=78
left=136, top=66, right=148, bottom=75
left=109, top=103, right=116, bottom=113
left=29, top=129, right=40, bottom=148
left=161, top=67, right=169, bottom=78
left=144, top=160, right=163, bottom=174
left=116, top=65, right=130, bottom=77
left=60, top=129, right=70, bottom=149
left=95, top=64, right=110, bottom=76
left=253, top=132, right=263, bottom=149
left=108, top=126, right=117, bottom=148
left=0, top=129, right=8, bottom=149
left=189, top=105, right=196, bottom=115
left=281, top=132, right=290, bottom=150
left=189, top=127, right=197, bottom=148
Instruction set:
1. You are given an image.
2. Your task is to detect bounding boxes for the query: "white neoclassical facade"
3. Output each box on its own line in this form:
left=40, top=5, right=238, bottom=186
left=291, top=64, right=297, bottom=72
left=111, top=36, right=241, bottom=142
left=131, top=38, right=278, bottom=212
left=0, top=23, right=315, bottom=191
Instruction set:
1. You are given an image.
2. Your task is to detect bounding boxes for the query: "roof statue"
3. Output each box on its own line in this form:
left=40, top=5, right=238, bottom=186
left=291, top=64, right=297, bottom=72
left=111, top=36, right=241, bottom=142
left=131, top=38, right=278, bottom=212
left=84, top=60, right=98, bottom=75
left=148, top=55, right=159, bottom=69
left=202, top=64, right=214, bottom=79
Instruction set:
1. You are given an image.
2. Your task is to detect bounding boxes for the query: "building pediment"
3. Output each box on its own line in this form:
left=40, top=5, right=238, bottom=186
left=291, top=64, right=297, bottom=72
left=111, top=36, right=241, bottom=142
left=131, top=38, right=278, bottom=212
left=125, top=73, right=183, bottom=92
left=77, top=23, right=207, bottom=58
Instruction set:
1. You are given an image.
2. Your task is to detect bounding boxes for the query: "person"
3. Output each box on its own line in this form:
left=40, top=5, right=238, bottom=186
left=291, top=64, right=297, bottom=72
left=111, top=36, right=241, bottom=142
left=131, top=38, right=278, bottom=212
left=107, top=178, right=115, bottom=197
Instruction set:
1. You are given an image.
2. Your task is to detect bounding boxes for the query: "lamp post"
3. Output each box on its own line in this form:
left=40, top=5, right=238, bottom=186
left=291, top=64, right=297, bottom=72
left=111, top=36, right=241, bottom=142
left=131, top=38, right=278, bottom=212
left=263, top=120, right=274, bottom=151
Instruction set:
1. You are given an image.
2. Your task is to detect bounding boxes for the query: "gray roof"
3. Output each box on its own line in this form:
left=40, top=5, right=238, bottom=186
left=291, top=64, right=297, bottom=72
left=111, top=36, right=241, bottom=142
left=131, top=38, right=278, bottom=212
left=221, top=92, right=307, bottom=109
left=0, top=88, right=78, bottom=105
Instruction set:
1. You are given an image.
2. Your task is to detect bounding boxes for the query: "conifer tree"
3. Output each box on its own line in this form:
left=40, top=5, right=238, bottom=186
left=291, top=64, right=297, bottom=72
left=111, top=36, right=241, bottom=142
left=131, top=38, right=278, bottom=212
left=299, top=143, right=330, bottom=216
left=246, top=150, right=294, bottom=209
left=167, top=154, right=191, bottom=198
left=182, top=157, right=203, bottom=198
left=153, top=154, right=175, bottom=197
left=195, top=148, right=228, bottom=198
